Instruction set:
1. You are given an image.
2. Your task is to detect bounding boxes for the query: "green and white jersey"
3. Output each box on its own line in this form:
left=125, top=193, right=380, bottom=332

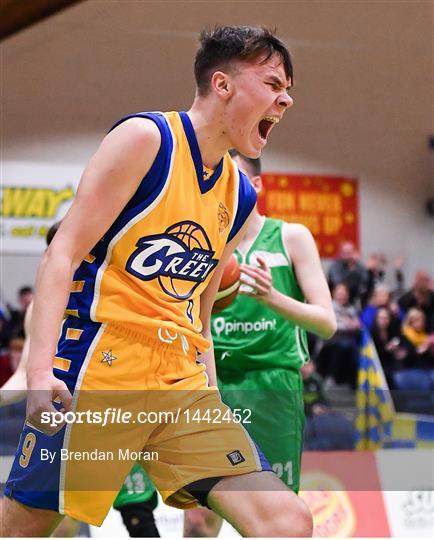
left=212, top=218, right=309, bottom=376
left=113, top=463, right=157, bottom=509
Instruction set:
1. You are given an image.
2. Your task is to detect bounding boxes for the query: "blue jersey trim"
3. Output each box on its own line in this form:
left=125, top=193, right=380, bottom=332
left=3, top=487, right=61, bottom=513
left=54, top=318, right=102, bottom=392
left=254, top=441, right=272, bottom=472
left=227, top=170, right=257, bottom=242
left=67, top=112, right=174, bottom=320
left=179, top=112, right=224, bottom=194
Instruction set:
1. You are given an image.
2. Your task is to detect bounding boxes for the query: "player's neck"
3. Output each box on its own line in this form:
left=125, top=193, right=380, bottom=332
left=186, top=104, right=229, bottom=169
left=247, top=211, right=265, bottom=238
left=238, top=212, right=265, bottom=254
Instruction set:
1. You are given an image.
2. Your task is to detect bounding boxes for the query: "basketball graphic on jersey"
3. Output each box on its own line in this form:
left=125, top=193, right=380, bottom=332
left=126, top=220, right=218, bottom=299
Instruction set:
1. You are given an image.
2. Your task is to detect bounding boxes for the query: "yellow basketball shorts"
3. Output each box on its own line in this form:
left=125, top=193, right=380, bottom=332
left=5, top=317, right=270, bottom=526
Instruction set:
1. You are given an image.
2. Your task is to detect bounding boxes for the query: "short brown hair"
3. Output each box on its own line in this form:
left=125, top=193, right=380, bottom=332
left=195, top=26, right=292, bottom=96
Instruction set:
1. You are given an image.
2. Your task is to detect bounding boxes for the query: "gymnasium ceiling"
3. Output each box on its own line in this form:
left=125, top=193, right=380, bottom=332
left=0, top=0, right=83, bottom=41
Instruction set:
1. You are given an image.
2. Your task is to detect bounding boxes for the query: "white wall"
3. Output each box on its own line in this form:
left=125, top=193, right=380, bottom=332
left=1, top=159, right=87, bottom=307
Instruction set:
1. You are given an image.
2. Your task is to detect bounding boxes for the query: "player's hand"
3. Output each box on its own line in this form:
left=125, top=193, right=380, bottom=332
left=26, top=372, right=73, bottom=436
left=240, top=255, right=273, bottom=301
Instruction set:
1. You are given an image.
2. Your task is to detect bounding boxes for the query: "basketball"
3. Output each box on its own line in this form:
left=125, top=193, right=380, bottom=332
left=213, top=254, right=240, bottom=312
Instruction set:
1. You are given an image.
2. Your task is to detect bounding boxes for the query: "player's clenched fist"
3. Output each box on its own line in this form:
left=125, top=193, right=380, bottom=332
left=27, top=372, right=73, bottom=436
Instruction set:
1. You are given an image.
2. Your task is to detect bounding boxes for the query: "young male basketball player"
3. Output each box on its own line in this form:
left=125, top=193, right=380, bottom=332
left=2, top=26, right=313, bottom=537
left=184, top=152, right=336, bottom=536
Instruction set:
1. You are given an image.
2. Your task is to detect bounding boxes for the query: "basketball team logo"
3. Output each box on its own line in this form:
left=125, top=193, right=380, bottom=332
left=217, top=202, right=230, bottom=233
left=126, top=220, right=218, bottom=299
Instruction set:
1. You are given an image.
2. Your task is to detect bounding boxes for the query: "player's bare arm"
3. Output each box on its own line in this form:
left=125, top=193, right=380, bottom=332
left=198, top=211, right=255, bottom=386
left=26, top=118, right=161, bottom=433
left=240, top=222, right=336, bottom=339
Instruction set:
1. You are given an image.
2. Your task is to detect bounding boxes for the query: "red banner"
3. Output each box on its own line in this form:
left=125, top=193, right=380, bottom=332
left=258, top=174, right=359, bottom=258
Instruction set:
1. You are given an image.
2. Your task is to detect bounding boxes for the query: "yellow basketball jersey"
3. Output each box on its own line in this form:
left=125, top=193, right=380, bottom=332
left=66, top=111, right=256, bottom=352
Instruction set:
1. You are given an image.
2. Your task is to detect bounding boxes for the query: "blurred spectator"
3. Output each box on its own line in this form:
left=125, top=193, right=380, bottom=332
left=0, top=350, right=13, bottom=387
left=365, top=253, right=405, bottom=300
left=8, top=336, right=25, bottom=372
left=316, top=283, right=361, bottom=389
left=301, top=361, right=355, bottom=450
left=327, top=241, right=369, bottom=306
left=0, top=308, right=8, bottom=349
left=391, top=255, right=406, bottom=298
left=398, top=270, right=434, bottom=332
left=301, top=361, right=329, bottom=417
left=371, top=307, right=407, bottom=388
left=0, top=336, right=24, bottom=387
left=360, top=284, right=402, bottom=332
left=400, top=308, right=434, bottom=368
left=365, top=252, right=387, bottom=291
left=3, top=286, right=34, bottom=341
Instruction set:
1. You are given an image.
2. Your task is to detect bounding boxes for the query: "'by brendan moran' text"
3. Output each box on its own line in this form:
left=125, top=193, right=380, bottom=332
left=40, top=449, right=159, bottom=463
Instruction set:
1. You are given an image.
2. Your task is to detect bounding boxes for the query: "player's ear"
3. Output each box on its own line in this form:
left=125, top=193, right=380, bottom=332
left=251, top=175, right=263, bottom=194
left=212, top=71, right=232, bottom=99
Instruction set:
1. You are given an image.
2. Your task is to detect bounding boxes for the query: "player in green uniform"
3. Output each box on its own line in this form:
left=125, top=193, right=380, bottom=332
left=184, top=152, right=336, bottom=536
left=113, top=463, right=160, bottom=537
